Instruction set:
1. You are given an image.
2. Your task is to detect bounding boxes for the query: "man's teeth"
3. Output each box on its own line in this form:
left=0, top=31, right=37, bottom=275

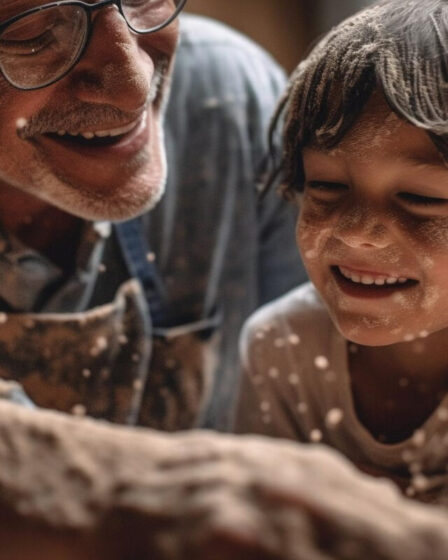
left=55, top=114, right=144, bottom=139
left=338, top=266, right=409, bottom=286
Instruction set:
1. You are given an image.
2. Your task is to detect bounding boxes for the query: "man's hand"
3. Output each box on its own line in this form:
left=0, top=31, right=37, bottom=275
left=0, top=400, right=447, bottom=560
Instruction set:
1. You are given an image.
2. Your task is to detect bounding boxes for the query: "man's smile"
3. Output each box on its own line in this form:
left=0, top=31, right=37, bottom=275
left=52, top=113, right=146, bottom=140
left=30, top=109, right=150, bottom=160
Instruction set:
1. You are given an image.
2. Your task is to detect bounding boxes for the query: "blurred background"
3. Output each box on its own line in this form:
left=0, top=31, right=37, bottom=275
left=186, top=0, right=373, bottom=72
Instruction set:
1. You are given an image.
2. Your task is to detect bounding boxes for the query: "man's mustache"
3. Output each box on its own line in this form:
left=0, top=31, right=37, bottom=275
left=17, top=56, right=170, bottom=139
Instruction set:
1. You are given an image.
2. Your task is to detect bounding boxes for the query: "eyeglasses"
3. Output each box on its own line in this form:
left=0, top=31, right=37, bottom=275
left=0, top=0, right=187, bottom=91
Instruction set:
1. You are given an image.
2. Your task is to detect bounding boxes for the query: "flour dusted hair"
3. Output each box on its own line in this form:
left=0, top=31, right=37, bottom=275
left=276, top=0, right=448, bottom=195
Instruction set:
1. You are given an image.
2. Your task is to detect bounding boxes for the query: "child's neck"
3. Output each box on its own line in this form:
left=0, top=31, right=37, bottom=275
left=348, top=330, right=448, bottom=444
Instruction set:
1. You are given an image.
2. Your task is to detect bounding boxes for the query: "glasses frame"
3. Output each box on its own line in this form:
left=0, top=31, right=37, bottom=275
left=0, top=0, right=187, bottom=90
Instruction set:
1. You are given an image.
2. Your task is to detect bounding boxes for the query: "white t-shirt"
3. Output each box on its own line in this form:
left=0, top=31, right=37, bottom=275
left=235, top=282, right=448, bottom=503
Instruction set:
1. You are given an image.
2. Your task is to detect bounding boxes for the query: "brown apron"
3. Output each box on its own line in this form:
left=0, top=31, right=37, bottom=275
left=0, top=280, right=219, bottom=430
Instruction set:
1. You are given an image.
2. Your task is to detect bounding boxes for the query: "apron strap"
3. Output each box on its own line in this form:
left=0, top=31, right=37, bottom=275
left=114, top=218, right=169, bottom=327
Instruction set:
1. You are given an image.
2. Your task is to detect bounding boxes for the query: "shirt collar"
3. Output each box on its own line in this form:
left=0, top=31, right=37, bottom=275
left=0, top=221, right=111, bottom=312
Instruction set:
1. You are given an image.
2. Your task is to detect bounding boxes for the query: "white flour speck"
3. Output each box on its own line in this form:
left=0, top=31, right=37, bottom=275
left=274, top=338, right=286, bottom=348
left=310, top=429, right=323, bottom=443
left=412, top=429, right=426, bottom=447
left=314, top=355, right=329, bottom=370
left=325, top=408, right=344, bottom=428
left=412, top=474, right=429, bottom=492
left=133, top=379, right=143, bottom=391
left=297, top=402, right=308, bottom=414
left=437, top=407, right=448, bottom=421
left=260, top=401, right=271, bottom=412
left=71, top=404, right=86, bottom=416
left=288, top=373, right=300, bottom=385
left=288, top=333, right=300, bottom=345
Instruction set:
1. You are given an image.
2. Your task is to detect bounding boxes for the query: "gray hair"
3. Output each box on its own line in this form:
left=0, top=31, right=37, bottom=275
left=275, top=0, right=448, bottom=195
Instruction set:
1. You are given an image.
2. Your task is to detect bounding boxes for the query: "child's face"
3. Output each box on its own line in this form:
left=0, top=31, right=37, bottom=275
left=298, top=93, right=448, bottom=347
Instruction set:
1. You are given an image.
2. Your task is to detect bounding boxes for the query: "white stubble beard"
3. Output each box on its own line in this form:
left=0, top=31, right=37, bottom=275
left=10, top=58, right=173, bottom=222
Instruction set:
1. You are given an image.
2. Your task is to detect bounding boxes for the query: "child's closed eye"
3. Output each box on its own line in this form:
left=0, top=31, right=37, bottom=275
left=305, top=181, right=348, bottom=196
left=398, top=192, right=448, bottom=207
left=307, top=181, right=348, bottom=192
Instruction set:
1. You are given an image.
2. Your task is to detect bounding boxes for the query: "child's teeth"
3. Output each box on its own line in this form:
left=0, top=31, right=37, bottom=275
left=386, top=277, right=399, bottom=284
left=338, top=266, right=407, bottom=286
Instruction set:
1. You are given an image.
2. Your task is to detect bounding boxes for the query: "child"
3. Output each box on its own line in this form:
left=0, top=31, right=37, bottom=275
left=234, top=0, right=448, bottom=504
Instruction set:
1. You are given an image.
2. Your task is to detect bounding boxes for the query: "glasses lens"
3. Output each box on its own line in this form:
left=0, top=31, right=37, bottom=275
left=122, top=0, right=184, bottom=33
left=0, top=6, right=87, bottom=90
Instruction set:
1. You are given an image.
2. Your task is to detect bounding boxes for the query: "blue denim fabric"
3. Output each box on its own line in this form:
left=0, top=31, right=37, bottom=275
left=114, top=218, right=168, bottom=327
left=109, top=15, right=308, bottom=429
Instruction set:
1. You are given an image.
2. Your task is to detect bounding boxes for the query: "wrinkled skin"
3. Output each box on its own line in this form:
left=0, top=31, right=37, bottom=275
left=0, top=1, right=178, bottom=223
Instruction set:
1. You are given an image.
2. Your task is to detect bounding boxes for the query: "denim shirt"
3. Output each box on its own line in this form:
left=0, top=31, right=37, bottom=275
left=0, top=15, right=306, bottom=430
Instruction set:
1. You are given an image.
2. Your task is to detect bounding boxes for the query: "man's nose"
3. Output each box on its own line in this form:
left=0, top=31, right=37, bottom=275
left=333, top=204, right=393, bottom=249
left=67, top=5, right=151, bottom=111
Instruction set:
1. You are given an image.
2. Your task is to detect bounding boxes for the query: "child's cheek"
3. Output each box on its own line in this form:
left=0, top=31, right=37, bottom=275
left=299, top=196, right=338, bottom=224
left=297, top=204, right=335, bottom=265
left=297, top=204, right=321, bottom=254
left=412, top=217, right=448, bottom=251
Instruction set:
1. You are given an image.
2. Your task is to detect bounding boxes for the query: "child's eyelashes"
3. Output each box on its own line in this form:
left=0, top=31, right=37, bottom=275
left=303, top=182, right=448, bottom=218
left=305, top=183, right=448, bottom=206
left=306, top=181, right=348, bottom=192
left=304, top=181, right=349, bottom=206
left=397, top=192, right=448, bottom=207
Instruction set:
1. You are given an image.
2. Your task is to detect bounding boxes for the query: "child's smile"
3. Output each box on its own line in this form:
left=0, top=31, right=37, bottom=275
left=329, top=263, right=418, bottom=299
left=299, top=94, right=448, bottom=347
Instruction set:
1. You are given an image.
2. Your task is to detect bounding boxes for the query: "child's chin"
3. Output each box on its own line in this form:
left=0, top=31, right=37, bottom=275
left=335, top=321, right=406, bottom=347
left=345, top=335, right=396, bottom=348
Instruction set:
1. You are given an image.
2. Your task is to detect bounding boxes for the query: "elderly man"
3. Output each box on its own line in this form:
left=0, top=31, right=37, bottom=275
left=0, top=0, right=303, bottom=430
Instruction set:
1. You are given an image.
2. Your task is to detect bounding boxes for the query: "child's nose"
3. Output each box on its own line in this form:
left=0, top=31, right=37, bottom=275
left=333, top=206, right=392, bottom=249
